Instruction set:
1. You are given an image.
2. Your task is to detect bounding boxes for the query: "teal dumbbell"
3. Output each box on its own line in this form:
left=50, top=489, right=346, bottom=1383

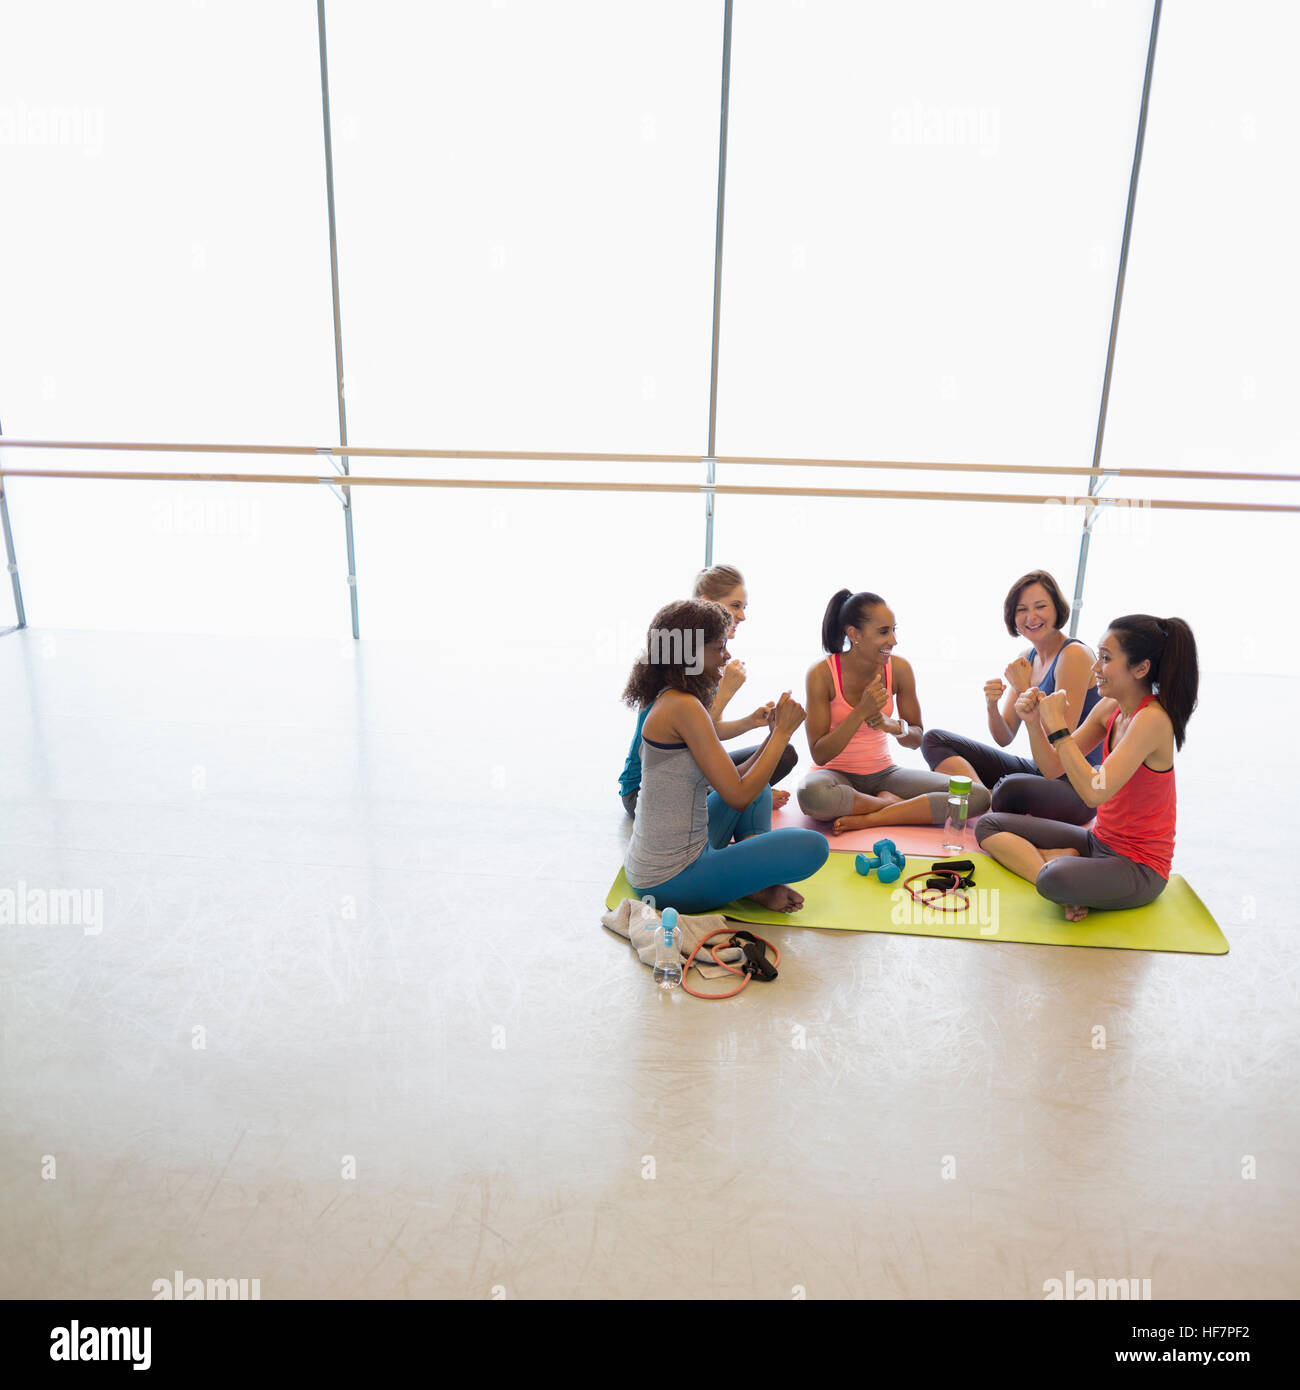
left=855, top=839, right=904, bottom=884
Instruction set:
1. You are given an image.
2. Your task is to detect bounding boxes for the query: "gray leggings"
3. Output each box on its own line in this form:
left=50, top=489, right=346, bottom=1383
left=797, top=765, right=992, bottom=825
left=975, top=810, right=1167, bottom=910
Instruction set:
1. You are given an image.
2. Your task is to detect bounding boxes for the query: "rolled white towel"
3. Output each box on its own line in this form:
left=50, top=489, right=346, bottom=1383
left=600, top=896, right=745, bottom=978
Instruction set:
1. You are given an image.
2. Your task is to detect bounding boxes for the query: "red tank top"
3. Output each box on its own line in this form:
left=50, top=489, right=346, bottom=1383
left=816, top=653, right=894, bottom=775
left=1092, top=695, right=1176, bottom=879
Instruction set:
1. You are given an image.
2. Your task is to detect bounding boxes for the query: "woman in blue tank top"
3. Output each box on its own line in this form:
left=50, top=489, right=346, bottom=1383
left=921, top=570, right=1101, bottom=826
left=618, top=564, right=798, bottom=816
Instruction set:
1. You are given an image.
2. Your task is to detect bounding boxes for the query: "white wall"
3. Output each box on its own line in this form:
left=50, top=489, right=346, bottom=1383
left=0, top=1, right=1294, bottom=674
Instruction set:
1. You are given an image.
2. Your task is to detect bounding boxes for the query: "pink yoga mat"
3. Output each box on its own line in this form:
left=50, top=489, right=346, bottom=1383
left=771, top=806, right=987, bottom=857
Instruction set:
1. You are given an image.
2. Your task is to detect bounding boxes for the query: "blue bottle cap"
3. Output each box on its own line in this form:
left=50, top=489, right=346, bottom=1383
left=662, top=907, right=678, bottom=929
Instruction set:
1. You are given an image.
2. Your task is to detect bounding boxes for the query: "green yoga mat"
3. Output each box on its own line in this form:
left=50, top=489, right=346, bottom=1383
left=606, top=853, right=1229, bottom=954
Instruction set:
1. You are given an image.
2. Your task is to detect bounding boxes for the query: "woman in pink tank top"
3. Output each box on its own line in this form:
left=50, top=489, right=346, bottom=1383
left=975, top=614, right=1199, bottom=920
left=796, top=589, right=992, bottom=834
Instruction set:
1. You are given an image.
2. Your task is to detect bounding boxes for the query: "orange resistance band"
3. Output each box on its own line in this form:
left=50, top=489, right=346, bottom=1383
left=681, top=929, right=781, bottom=1000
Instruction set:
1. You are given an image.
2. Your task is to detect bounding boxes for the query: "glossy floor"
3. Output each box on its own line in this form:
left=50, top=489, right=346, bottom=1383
left=1, top=628, right=1295, bottom=1299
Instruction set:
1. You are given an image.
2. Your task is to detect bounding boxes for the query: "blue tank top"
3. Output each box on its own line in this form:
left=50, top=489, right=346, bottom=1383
left=619, top=681, right=722, bottom=796
left=1037, top=638, right=1103, bottom=767
left=618, top=705, right=652, bottom=796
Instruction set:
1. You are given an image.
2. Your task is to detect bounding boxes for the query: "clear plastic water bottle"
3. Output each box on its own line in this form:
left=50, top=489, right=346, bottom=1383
left=943, top=775, right=972, bottom=853
left=652, top=907, right=683, bottom=989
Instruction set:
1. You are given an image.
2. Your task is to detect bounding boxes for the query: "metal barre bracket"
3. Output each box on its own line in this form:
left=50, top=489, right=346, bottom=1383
left=1082, top=492, right=1117, bottom=533
left=316, top=448, right=353, bottom=507
left=702, top=457, right=717, bottom=524
left=317, top=475, right=351, bottom=506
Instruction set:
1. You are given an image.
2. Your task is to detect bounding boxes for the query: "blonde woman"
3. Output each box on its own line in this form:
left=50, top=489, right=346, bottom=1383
left=619, top=564, right=797, bottom=815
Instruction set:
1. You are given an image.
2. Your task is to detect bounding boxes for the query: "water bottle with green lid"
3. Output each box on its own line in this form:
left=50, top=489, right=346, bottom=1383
left=943, top=775, right=972, bottom=853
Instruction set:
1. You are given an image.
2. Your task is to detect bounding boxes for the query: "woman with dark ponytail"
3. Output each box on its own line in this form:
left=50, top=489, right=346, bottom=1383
left=797, top=589, right=992, bottom=833
left=975, top=615, right=1199, bottom=919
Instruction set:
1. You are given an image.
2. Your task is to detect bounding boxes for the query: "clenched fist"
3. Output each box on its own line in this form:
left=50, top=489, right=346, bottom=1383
left=718, top=658, right=747, bottom=698
left=1005, top=657, right=1034, bottom=694
left=773, top=691, right=806, bottom=737
left=1015, top=686, right=1042, bottom=721
left=854, top=675, right=889, bottom=729
left=1037, top=689, right=1069, bottom=734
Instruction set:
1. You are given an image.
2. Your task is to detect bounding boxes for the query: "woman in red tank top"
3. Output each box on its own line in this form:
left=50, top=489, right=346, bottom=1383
left=974, top=615, right=1199, bottom=920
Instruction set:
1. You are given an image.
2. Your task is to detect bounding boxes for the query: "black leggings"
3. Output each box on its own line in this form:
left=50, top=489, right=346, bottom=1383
left=921, top=728, right=1094, bottom=826
left=621, top=743, right=798, bottom=818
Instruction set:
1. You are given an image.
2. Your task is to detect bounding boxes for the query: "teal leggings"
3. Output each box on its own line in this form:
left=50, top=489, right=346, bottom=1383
left=631, top=785, right=829, bottom=915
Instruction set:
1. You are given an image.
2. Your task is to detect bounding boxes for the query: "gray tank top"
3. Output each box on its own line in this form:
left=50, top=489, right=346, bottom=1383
left=623, top=729, right=710, bottom=891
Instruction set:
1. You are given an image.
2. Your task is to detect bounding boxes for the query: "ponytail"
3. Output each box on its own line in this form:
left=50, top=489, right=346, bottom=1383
left=822, top=588, right=886, bottom=655
left=1156, top=617, right=1199, bottom=751
left=693, top=563, right=744, bottom=601
left=1108, top=614, right=1199, bottom=750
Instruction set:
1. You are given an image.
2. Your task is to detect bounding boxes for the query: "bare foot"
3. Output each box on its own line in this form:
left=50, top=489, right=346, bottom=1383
left=1063, top=904, right=1090, bottom=922
left=828, top=795, right=900, bottom=834
left=747, top=883, right=804, bottom=913
left=1039, top=847, right=1082, bottom=863
left=771, top=789, right=791, bottom=811
left=828, top=795, right=902, bottom=834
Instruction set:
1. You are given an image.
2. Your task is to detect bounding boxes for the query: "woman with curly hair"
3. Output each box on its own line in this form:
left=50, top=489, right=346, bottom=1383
left=618, top=563, right=797, bottom=816
left=621, top=598, right=827, bottom=915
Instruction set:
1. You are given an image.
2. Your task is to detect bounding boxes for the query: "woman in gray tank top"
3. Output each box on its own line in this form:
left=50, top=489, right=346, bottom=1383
left=618, top=564, right=797, bottom=816
left=621, top=598, right=828, bottom=917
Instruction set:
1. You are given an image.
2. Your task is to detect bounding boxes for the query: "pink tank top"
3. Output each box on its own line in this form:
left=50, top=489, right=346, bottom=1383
left=816, top=653, right=895, bottom=775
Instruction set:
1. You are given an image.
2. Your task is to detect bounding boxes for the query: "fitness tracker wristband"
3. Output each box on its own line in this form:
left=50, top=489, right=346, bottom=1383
left=896, top=718, right=909, bottom=739
left=1047, top=727, right=1070, bottom=745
